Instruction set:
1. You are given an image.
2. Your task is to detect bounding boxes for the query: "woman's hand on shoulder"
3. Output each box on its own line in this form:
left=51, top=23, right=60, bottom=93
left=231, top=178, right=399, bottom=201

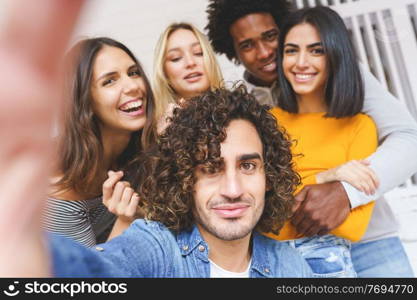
left=157, top=102, right=181, bottom=134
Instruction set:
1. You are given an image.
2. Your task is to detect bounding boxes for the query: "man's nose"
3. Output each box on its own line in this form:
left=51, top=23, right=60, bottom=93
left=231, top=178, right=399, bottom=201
left=256, top=42, right=273, bottom=61
left=220, top=170, right=243, bottom=200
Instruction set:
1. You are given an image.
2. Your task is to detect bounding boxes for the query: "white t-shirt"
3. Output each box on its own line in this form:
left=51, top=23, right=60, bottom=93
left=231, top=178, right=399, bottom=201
left=209, top=259, right=251, bottom=278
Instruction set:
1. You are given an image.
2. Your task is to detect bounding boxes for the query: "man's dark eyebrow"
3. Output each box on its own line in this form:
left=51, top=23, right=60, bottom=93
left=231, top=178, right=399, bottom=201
left=238, top=28, right=278, bottom=47
left=239, top=153, right=262, bottom=161
left=262, top=29, right=279, bottom=36
left=238, top=38, right=253, bottom=47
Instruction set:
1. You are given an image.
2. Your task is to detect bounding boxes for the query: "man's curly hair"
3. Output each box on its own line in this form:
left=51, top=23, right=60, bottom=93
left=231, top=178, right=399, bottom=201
left=136, top=84, right=300, bottom=234
left=205, top=0, right=292, bottom=64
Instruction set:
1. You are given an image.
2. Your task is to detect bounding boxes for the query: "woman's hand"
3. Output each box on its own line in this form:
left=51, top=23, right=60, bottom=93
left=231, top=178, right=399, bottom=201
left=102, top=170, right=142, bottom=240
left=102, top=170, right=140, bottom=222
left=316, top=160, right=379, bottom=195
left=157, top=98, right=188, bottom=134
left=157, top=102, right=179, bottom=134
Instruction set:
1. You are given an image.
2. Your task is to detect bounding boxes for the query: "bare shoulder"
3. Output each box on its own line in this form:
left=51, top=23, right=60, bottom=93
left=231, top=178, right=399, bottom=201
left=48, top=173, right=86, bottom=201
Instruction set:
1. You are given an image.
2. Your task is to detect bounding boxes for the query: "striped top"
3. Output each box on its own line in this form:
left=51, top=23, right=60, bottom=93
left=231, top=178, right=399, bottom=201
left=43, top=196, right=115, bottom=247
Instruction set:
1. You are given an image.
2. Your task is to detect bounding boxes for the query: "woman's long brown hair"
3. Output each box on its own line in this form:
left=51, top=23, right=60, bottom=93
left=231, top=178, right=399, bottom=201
left=53, top=37, right=156, bottom=195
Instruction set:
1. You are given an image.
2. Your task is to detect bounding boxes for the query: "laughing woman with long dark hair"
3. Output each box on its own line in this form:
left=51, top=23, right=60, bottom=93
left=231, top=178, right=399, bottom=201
left=44, top=37, right=157, bottom=246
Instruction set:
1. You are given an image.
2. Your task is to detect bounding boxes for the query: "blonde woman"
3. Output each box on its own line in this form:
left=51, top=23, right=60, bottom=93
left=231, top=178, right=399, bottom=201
left=152, top=22, right=223, bottom=132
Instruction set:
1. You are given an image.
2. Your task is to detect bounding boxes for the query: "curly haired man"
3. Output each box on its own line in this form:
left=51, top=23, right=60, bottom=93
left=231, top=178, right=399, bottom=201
left=205, top=0, right=417, bottom=277
left=49, top=85, right=312, bottom=277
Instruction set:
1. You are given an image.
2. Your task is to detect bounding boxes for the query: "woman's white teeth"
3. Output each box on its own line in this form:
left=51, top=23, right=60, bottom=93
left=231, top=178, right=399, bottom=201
left=296, top=73, right=314, bottom=80
left=120, top=100, right=143, bottom=112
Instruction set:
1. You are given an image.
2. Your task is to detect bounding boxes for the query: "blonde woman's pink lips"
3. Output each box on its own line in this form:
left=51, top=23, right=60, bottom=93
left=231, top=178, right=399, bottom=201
left=184, top=72, right=203, bottom=83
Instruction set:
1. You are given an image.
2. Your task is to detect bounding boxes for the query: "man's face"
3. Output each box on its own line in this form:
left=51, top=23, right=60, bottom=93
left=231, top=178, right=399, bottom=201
left=193, top=119, right=266, bottom=242
left=230, top=13, right=279, bottom=86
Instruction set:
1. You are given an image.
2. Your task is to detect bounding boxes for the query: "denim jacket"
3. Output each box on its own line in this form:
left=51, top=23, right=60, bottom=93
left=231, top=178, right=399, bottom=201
left=51, top=219, right=312, bottom=277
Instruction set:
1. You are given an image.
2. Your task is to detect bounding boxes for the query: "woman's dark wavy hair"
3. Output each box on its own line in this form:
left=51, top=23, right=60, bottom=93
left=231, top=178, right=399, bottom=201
left=276, top=6, right=364, bottom=118
left=55, top=37, right=156, bottom=194
left=136, top=84, right=300, bottom=233
left=205, top=0, right=292, bottom=64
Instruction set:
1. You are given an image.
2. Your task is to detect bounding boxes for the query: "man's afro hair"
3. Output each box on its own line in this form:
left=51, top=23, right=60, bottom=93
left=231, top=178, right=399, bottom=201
left=205, top=0, right=292, bottom=64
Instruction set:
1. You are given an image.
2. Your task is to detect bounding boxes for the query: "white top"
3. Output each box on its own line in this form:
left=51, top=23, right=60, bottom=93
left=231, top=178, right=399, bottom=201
left=209, top=259, right=251, bottom=278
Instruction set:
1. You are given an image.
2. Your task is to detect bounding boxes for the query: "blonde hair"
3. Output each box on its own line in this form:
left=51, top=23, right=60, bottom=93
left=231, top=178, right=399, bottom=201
left=152, top=22, right=224, bottom=121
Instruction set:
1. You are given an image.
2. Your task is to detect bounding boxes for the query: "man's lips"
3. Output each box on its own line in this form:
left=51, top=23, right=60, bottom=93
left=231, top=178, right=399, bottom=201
left=212, top=204, right=250, bottom=219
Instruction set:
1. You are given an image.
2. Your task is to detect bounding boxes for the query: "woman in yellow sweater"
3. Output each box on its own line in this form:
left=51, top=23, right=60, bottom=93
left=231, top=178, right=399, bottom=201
left=266, top=7, right=378, bottom=277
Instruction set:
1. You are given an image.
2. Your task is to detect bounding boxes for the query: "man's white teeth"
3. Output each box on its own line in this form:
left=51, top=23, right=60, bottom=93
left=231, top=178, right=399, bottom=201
left=120, top=100, right=143, bottom=112
left=262, top=62, right=276, bottom=71
left=296, top=74, right=314, bottom=80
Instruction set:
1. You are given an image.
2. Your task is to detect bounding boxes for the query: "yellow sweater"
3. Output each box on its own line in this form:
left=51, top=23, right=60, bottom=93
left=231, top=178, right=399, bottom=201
left=266, top=107, right=378, bottom=242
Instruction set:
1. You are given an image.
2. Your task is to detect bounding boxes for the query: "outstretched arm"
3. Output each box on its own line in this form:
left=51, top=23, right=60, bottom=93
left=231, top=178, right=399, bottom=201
left=0, top=0, right=84, bottom=277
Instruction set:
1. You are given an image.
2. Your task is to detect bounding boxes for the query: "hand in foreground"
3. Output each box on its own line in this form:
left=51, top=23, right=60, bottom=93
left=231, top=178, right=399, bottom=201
left=291, top=182, right=350, bottom=237
left=0, top=0, right=84, bottom=277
